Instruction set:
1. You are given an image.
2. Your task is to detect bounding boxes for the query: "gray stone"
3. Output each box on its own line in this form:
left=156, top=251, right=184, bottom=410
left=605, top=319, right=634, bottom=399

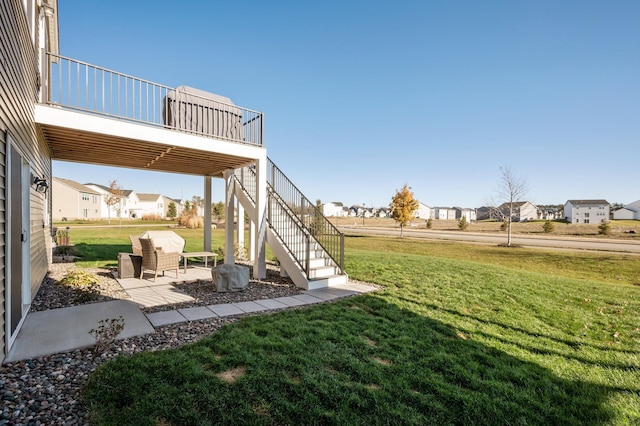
left=211, top=264, right=250, bottom=292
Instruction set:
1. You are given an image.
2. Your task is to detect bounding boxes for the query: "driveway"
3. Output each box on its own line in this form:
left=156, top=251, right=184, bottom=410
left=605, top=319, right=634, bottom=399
left=339, top=226, right=640, bottom=255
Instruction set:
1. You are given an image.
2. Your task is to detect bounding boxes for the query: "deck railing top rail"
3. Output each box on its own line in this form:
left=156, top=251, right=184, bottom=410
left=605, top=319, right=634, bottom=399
left=43, top=52, right=264, bottom=146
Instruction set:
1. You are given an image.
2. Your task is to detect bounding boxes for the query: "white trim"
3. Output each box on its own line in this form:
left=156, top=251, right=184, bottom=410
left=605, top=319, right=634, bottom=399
left=5, top=137, right=32, bottom=350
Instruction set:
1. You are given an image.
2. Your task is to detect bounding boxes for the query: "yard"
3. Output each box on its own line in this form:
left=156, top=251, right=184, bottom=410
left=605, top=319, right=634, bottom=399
left=77, top=230, right=640, bottom=425
left=331, top=216, right=640, bottom=239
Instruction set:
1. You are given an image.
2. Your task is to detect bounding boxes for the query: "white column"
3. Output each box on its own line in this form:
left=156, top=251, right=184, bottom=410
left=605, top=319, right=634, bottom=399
left=204, top=176, right=212, bottom=252
left=237, top=199, right=245, bottom=256
left=249, top=219, right=256, bottom=262
left=224, top=170, right=235, bottom=265
left=253, top=156, right=267, bottom=279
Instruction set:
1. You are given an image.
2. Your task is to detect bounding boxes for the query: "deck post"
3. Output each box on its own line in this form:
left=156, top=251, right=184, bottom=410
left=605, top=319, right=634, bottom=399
left=224, top=170, right=235, bottom=266
left=204, top=176, right=212, bottom=252
left=253, top=155, right=267, bottom=279
left=237, top=199, right=245, bottom=256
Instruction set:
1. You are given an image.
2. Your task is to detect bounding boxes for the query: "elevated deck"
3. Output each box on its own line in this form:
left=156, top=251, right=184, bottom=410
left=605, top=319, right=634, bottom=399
left=37, top=53, right=265, bottom=176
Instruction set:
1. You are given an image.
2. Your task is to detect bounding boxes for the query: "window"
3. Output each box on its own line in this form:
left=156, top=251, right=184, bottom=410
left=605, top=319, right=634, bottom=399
left=82, top=193, right=89, bottom=201
left=584, top=213, right=590, bottom=218
left=92, top=195, right=98, bottom=203
left=83, top=209, right=88, bottom=218
left=584, top=219, right=590, bottom=224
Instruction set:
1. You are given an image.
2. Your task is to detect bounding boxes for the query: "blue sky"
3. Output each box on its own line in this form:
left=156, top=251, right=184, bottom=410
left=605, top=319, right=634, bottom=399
left=53, top=0, right=640, bottom=208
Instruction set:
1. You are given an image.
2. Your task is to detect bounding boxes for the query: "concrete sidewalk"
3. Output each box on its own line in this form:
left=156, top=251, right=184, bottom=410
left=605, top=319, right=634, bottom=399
left=5, top=269, right=376, bottom=363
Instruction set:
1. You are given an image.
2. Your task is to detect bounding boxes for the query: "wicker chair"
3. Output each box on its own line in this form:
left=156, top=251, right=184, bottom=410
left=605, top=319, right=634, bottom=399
left=139, top=238, right=180, bottom=281
left=129, top=235, right=143, bottom=256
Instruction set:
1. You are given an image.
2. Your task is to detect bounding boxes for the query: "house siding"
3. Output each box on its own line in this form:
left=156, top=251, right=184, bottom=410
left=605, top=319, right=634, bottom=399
left=0, top=0, right=53, bottom=361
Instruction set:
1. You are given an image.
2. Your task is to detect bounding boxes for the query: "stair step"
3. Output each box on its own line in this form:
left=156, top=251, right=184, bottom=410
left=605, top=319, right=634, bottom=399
left=309, top=265, right=337, bottom=279
left=306, top=274, right=349, bottom=290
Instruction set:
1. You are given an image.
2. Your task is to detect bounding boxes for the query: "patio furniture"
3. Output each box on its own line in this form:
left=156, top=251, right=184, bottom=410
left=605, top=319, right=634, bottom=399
left=139, top=238, right=180, bottom=281
left=181, top=251, right=218, bottom=273
left=137, top=230, right=185, bottom=253
left=129, top=235, right=143, bottom=256
left=118, top=252, right=142, bottom=278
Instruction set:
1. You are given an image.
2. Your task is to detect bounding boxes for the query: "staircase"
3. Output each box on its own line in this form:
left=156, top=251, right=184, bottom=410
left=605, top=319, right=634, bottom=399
left=234, top=159, right=348, bottom=290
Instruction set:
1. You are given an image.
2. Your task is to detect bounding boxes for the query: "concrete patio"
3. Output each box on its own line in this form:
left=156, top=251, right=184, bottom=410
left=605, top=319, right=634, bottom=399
left=5, top=266, right=376, bottom=362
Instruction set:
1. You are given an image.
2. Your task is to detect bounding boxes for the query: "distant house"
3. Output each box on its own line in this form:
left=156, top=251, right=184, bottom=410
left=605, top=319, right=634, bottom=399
left=415, top=202, right=432, bottom=220
left=136, top=193, right=165, bottom=218
left=564, top=199, right=610, bottom=224
left=434, top=207, right=457, bottom=220
left=537, top=206, right=563, bottom=221
left=85, top=183, right=139, bottom=219
left=52, top=178, right=101, bottom=220
left=454, top=207, right=476, bottom=222
left=498, top=201, right=538, bottom=222
left=323, top=202, right=347, bottom=217
left=612, top=200, right=640, bottom=220
left=476, top=206, right=499, bottom=221
left=163, top=196, right=182, bottom=218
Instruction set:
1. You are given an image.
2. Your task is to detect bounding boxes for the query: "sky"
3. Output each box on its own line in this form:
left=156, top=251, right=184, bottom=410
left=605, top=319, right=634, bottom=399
left=53, top=0, right=640, bottom=208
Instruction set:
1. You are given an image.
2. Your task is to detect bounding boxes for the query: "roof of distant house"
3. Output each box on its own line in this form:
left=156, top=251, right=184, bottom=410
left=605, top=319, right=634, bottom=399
left=566, top=199, right=610, bottom=206
left=54, top=177, right=100, bottom=194
left=137, top=193, right=162, bottom=202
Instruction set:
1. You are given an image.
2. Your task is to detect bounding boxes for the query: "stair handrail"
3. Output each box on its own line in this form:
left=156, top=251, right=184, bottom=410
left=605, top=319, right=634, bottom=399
left=267, top=158, right=344, bottom=274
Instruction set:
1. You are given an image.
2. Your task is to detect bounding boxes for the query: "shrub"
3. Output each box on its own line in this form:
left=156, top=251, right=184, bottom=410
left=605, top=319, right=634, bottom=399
left=542, top=220, right=555, bottom=233
left=142, top=214, right=162, bottom=221
left=58, top=270, right=101, bottom=303
left=426, top=219, right=433, bottom=229
left=53, top=245, right=76, bottom=256
left=89, top=316, right=125, bottom=357
left=598, top=220, right=611, bottom=235
left=500, top=221, right=508, bottom=231
left=458, top=216, right=469, bottom=231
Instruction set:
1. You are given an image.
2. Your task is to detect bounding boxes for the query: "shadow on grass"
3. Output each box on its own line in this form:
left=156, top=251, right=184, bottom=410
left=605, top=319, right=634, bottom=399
left=72, top=243, right=130, bottom=265
left=83, top=295, right=616, bottom=425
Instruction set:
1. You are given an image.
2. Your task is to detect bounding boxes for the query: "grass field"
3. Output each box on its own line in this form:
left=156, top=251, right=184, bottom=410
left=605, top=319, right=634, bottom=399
left=330, top=217, right=640, bottom=240
left=79, top=231, right=640, bottom=425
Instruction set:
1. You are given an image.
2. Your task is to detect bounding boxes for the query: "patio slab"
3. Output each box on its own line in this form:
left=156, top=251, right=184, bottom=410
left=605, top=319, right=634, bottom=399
left=290, top=294, right=324, bottom=304
left=206, top=303, right=244, bottom=317
left=6, top=300, right=154, bottom=362
left=272, top=296, right=309, bottom=307
left=146, top=310, right=187, bottom=327
left=233, top=301, right=269, bottom=314
left=179, top=306, right=218, bottom=321
left=254, top=298, right=289, bottom=310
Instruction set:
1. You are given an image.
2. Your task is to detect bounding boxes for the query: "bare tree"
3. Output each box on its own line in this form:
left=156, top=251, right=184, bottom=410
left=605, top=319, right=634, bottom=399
left=495, top=166, right=528, bottom=247
left=104, top=180, right=124, bottom=225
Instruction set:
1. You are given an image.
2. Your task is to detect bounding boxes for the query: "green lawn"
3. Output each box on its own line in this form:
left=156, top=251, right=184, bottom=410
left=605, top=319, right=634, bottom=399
left=65, top=226, right=237, bottom=268
left=80, top=234, right=640, bottom=425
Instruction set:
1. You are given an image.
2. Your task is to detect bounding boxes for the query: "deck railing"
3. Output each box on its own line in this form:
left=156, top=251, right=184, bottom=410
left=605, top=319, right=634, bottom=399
left=44, top=53, right=263, bottom=146
left=234, top=159, right=344, bottom=276
left=267, top=158, right=344, bottom=275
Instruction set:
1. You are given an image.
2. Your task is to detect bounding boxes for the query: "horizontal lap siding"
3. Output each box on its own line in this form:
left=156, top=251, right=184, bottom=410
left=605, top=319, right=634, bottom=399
left=1, top=0, right=52, bottom=361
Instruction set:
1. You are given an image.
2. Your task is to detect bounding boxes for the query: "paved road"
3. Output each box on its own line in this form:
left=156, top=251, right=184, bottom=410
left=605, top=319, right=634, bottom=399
left=338, top=226, right=640, bottom=255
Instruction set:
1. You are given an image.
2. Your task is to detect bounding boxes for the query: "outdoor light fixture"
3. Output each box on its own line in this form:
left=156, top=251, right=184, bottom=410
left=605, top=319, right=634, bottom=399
left=32, top=176, right=49, bottom=194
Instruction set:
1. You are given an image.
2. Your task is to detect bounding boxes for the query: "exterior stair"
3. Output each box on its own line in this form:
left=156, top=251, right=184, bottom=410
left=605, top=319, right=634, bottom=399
left=234, top=159, right=347, bottom=290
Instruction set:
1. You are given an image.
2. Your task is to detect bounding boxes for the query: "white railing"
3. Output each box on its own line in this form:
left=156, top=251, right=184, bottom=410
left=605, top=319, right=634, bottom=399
left=44, top=53, right=263, bottom=146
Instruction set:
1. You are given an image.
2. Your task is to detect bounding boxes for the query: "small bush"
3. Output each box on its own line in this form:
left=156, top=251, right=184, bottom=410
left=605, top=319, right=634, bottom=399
left=177, top=215, right=203, bottom=228
left=89, top=316, right=125, bottom=356
left=598, top=221, right=611, bottom=235
left=142, top=214, right=163, bottom=221
left=53, top=245, right=76, bottom=256
left=426, top=219, right=433, bottom=229
left=542, top=220, right=555, bottom=233
left=458, top=216, right=469, bottom=231
left=500, top=221, right=508, bottom=231
left=59, top=270, right=101, bottom=303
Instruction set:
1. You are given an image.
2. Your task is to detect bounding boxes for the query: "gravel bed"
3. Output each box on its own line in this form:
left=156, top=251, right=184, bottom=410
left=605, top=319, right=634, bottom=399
left=0, top=261, right=308, bottom=425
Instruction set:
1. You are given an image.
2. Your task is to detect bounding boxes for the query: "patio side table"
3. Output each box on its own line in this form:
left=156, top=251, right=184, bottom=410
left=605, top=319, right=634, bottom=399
left=182, top=252, right=218, bottom=273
